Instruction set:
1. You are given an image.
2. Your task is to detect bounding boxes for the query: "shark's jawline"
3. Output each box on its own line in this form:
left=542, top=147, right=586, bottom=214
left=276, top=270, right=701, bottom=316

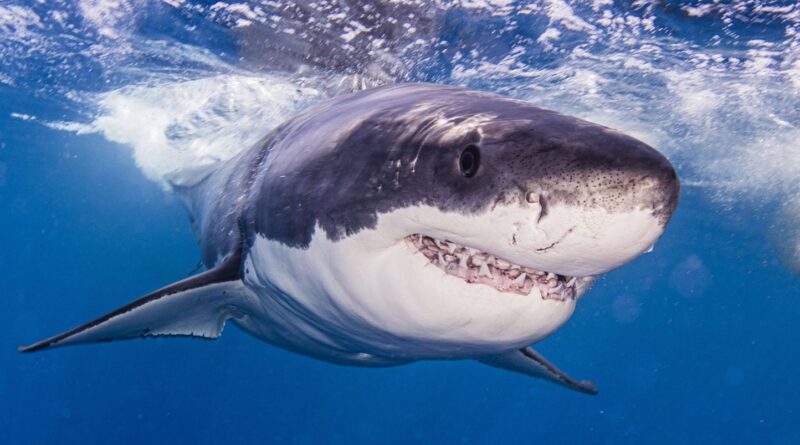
left=406, top=234, right=582, bottom=301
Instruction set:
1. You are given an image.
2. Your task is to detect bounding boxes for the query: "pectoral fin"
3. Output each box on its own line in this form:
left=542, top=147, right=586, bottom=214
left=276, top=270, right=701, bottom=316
left=19, top=254, right=246, bottom=352
left=479, top=347, right=598, bottom=395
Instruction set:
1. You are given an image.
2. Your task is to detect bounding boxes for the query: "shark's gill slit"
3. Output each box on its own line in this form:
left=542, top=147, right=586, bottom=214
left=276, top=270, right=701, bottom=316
left=406, top=234, right=585, bottom=301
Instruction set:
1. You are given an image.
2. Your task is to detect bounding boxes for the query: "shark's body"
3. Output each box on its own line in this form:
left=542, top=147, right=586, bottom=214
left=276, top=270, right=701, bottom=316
left=21, top=84, right=680, bottom=394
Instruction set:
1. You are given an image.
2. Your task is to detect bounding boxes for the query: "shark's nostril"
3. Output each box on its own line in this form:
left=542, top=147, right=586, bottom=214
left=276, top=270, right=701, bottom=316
left=525, top=191, right=548, bottom=223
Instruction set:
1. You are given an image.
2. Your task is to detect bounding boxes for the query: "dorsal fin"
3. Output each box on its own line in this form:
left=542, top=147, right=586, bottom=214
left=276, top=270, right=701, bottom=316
left=19, top=253, right=245, bottom=352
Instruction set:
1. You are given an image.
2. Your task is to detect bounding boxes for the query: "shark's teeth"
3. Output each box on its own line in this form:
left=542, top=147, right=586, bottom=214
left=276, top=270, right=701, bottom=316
left=406, top=234, right=580, bottom=300
left=495, top=258, right=511, bottom=270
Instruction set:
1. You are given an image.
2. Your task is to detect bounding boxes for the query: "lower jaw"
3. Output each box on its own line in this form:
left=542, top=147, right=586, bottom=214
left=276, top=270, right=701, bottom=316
left=405, top=234, right=581, bottom=301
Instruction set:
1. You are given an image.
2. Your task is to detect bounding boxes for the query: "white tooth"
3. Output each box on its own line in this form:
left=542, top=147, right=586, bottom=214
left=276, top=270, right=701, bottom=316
left=512, top=273, right=527, bottom=286
left=547, top=272, right=557, bottom=280
left=471, top=255, right=483, bottom=266
left=437, top=252, right=445, bottom=264
left=459, top=255, right=468, bottom=268
left=566, top=277, right=577, bottom=287
left=495, top=258, right=511, bottom=270
left=545, top=292, right=560, bottom=301
left=479, top=263, right=492, bottom=278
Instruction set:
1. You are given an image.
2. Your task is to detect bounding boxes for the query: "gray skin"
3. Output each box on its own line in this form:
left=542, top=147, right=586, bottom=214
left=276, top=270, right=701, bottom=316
left=185, top=83, right=679, bottom=268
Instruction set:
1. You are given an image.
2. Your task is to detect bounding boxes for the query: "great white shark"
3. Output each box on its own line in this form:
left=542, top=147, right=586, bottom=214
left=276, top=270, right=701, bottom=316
left=20, top=83, right=679, bottom=394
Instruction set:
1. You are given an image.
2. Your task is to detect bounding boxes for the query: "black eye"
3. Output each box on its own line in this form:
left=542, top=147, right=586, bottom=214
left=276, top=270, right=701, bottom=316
left=459, top=145, right=481, bottom=178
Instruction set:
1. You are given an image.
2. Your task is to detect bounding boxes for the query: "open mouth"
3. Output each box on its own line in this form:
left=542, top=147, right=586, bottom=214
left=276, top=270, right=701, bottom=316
left=406, top=234, right=587, bottom=301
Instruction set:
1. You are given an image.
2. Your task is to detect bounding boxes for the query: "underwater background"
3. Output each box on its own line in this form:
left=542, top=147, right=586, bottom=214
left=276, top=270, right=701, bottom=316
left=1, top=0, right=799, bottom=443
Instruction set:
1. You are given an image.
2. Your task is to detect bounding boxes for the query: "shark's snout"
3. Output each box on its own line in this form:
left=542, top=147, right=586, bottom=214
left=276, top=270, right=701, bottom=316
left=577, top=141, right=680, bottom=227
left=495, top=124, right=681, bottom=277
left=646, top=156, right=680, bottom=226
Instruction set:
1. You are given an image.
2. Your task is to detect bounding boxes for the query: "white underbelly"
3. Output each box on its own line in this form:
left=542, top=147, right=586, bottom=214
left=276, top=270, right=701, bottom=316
left=233, top=250, right=412, bottom=367
left=232, top=232, right=577, bottom=364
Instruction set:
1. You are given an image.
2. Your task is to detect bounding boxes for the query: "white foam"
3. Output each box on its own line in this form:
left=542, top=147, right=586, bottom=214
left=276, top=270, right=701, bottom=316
left=682, top=4, right=715, bottom=17
left=537, top=27, right=561, bottom=49
left=78, top=0, right=135, bottom=39
left=543, top=0, right=595, bottom=32
left=10, top=112, right=36, bottom=121
left=0, top=5, right=42, bottom=38
left=54, top=74, right=320, bottom=185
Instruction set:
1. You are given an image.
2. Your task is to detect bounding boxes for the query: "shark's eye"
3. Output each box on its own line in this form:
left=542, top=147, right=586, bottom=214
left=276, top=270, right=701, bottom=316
left=459, top=145, right=481, bottom=178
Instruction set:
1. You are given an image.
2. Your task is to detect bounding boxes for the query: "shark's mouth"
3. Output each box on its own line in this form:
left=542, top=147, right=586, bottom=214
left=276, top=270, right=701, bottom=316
left=406, top=234, right=588, bottom=301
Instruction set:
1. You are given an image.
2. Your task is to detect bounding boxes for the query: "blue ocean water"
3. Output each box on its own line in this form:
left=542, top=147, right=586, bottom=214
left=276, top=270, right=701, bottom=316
left=1, top=1, right=799, bottom=443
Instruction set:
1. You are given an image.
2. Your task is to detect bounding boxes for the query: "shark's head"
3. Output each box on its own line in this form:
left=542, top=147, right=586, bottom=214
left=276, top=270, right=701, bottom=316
left=245, top=84, right=679, bottom=360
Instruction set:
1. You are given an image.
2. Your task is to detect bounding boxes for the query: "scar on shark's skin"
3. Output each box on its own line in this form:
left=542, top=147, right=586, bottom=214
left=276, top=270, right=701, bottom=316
left=19, top=83, right=679, bottom=396
left=535, top=226, right=577, bottom=253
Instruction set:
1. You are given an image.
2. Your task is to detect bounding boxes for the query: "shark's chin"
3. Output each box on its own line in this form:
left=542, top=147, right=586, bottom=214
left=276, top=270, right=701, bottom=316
left=405, top=234, right=596, bottom=301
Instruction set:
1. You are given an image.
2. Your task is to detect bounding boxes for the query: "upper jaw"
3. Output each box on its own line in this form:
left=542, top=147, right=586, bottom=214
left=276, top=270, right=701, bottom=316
left=405, top=234, right=594, bottom=301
